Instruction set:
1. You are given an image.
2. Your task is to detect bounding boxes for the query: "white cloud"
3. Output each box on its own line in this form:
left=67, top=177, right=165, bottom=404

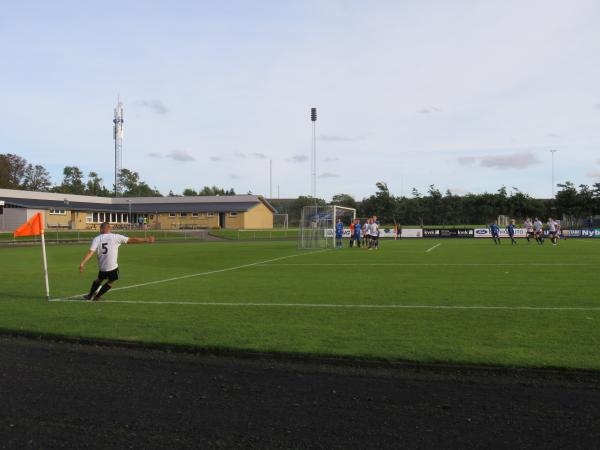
left=319, top=172, right=338, bottom=178
left=210, top=156, right=222, bottom=161
left=135, top=99, right=168, bottom=115
left=148, top=152, right=162, bottom=158
left=252, top=152, right=269, bottom=159
left=458, top=152, right=541, bottom=170
left=288, top=154, right=308, bottom=163
left=166, top=150, right=195, bottom=162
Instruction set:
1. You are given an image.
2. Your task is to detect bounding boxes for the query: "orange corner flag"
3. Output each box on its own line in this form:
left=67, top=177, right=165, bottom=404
left=14, top=212, right=44, bottom=237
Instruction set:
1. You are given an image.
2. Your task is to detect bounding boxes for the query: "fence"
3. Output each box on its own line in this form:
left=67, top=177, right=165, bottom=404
left=0, top=229, right=207, bottom=245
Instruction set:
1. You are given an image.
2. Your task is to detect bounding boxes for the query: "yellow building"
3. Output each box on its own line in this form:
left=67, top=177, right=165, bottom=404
left=0, top=188, right=274, bottom=231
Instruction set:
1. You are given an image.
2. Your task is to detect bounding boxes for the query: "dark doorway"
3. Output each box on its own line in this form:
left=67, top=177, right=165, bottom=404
left=219, top=212, right=226, bottom=229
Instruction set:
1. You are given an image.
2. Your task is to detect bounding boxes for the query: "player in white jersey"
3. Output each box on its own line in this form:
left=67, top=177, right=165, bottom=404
left=524, top=218, right=534, bottom=243
left=79, top=222, right=155, bottom=300
left=547, top=217, right=559, bottom=246
left=369, top=218, right=380, bottom=250
left=362, top=220, right=371, bottom=248
left=533, top=218, right=544, bottom=245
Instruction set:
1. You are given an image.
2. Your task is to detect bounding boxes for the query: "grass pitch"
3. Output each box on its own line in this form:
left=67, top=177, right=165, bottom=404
left=1, top=238, right=599, bottom=370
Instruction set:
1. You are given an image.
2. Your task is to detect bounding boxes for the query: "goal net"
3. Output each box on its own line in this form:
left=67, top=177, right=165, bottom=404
left=298, top=205, right=356, bottom=249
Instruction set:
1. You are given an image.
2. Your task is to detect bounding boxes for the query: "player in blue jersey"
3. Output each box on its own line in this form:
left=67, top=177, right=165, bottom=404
left=353, top=219, right=362, bottom=248
left=490, top=220, right=501, bottom=245
left=507, top=219, right=517, bottom=245
left=335, top=219, right=344, bottom=248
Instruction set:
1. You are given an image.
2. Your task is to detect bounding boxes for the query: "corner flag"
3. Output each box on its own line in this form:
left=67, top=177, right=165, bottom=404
left=14, top=213, right=50, bottom=300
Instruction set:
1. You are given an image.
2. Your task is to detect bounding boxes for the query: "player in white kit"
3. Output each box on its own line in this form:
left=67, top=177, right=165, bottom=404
left=547, top=218, right=559, bottom=246
left=79, top=222, right=155, bottom=301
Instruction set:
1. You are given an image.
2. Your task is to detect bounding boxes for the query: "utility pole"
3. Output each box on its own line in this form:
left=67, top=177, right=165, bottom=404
left=550, top=149, right=557, bottom=197
left=269, top=159, right=273, bottom=199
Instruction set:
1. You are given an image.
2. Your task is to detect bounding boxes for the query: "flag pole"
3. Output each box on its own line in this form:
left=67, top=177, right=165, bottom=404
left=40, top=218, right=50, bottom=301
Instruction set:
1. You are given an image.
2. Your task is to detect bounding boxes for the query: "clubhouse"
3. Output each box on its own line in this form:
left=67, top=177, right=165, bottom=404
left=0, top=188, right=274, bottom=232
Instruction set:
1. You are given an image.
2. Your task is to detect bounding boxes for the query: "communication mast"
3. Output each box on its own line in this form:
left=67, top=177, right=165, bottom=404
left=113, top=99, right=124, bottom=196
left=310, top=107, right=317, bottom=201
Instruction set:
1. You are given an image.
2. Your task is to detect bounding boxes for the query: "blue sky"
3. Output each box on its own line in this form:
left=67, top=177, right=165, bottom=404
left=1, top=0, right=600, bottom=199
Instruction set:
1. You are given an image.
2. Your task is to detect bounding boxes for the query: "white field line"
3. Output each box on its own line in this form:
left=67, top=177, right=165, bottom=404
left=55, top=250, right=326, bottom=301
left=258, top=263, right=590, bottom=267
left=47, top=299, right=600, bottom=311
left=425, top=243, right=441, bottom=253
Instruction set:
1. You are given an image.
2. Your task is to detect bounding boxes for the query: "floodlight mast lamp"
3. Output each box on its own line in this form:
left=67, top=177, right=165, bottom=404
left=310, top=107, right=317, bottom=203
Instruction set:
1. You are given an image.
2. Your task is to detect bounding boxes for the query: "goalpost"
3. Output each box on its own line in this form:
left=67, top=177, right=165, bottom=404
left=298, top=205, right=356, bottom=249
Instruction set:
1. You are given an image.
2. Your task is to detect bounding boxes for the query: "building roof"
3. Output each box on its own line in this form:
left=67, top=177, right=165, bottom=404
left=0, top=189, right=275, bottom=213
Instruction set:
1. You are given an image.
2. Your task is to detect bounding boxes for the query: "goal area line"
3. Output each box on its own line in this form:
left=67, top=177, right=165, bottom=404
left=47, top=299, right=600, bottom=311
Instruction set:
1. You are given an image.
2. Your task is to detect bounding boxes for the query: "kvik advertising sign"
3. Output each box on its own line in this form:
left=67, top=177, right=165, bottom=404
left=473, top=228, right=529, bottom=238
left=422, top=229, right=474, bottom=238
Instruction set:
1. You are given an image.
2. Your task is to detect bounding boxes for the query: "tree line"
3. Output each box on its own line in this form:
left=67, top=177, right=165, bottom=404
left=0, top=153, right=235, bottom=198
left=271, top=182, right=600, bottom=226
left=3, top=153, right=599, bottom=225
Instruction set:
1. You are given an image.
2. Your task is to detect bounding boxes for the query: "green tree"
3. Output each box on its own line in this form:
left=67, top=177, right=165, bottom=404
left=331, top=193, right=357, bottom=209
left=0, top=153, right=28, bottom=189
left=85, top=172, right=110, bottom=196
left=182, top=188, right=198, bottom=196
left=22, top=164, right=52, bottom=191
left=118, top=168, right=162, bottom=197
left=55, top=166, right=85, bottom=194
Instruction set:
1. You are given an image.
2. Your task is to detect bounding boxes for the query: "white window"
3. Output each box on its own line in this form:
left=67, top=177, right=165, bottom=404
left=86, top=214, right=93, bottom=223
left=229, top=212, right=238, bottom=217
left=169, top=213, right=176, bottom=218
left=192, top=213, right=199, bottom=218
left=49, top=209, right=67, bottom=215
left=180, top=212, right=188, bottom=217
left=207, top=212, right=214, bottom=217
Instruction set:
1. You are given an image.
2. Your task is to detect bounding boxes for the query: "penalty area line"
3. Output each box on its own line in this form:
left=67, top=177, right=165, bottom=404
left=425, top=243, right=441, bottom=253
left=55, top=249, right=326, bottom=301
left=47, top=299, right=600, bottom=311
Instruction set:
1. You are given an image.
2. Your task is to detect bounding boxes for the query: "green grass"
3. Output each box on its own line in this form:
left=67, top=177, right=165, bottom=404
left=1, top=238, right=599, bottom=370
left=209, top=228, right=299, bottom=240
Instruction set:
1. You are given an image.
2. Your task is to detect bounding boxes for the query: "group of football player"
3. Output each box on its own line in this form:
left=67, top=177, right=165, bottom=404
left=489, top=217, right=560, bottom=246
left=335, top=216, right=380, bottom=250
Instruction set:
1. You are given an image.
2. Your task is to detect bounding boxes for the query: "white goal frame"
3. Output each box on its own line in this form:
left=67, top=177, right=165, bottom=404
left=298, top=205, right=356, bottom=249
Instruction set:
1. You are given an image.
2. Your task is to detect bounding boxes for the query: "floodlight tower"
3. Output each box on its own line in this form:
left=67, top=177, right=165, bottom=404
left=113, top=99, right=124, bottom=197
left=310, top=107, right=317, bottom=201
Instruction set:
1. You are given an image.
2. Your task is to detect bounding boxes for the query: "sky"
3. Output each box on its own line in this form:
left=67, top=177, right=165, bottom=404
left=1, top=0, right=599, bottom=200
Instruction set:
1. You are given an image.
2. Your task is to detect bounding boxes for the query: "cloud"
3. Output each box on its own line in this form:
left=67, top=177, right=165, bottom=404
left=324, top=156, right=339, bottom=162
left=457, top=151, right=541, bottom=170
left=287, top=154, right=308, bottom=163
left=148, top=152, right=162, bottom=158
left=320, top=134, right=367, bottom=142
left=136, top=99, right=168, bottom=115
left=595, top=103, right=600, bottom=110
left=252, top=152, right=269, bottom=159
left=318, top=172, right=338, bottom=178
left=418, top=106, right=441, bottom=114
left=234, top=152, right=246, bottom=158
left=229, top=173, right=241, bottom=180
left=546, top=133, right=560, bottom=138
left=210, top=156, right=222, bottom=162
left=166, top=149, right=195, bottom=162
